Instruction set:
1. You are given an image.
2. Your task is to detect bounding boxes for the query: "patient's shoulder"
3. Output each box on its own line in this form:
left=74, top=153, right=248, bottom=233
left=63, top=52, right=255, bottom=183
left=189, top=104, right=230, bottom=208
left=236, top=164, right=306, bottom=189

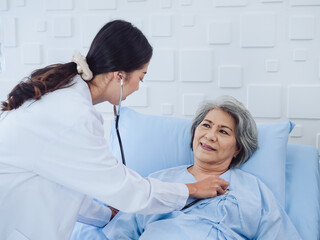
left=229, top=168, right=263, bottom=191
left=231, top=168, right=262, bottom=182
left=230, top=168, right=275, bottom=198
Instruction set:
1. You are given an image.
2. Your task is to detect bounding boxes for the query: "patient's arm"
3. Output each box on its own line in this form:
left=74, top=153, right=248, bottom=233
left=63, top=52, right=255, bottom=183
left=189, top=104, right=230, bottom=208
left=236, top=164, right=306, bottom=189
left=103, top=211, right=142, bottom=240
left=253, top=181, right=302, bottom=239
left=77, top=195, right=112, bottom=227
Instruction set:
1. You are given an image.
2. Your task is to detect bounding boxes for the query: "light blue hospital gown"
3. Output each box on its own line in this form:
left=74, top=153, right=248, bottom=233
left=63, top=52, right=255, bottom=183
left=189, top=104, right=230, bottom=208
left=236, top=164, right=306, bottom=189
left=103, top=166, right=302, bottom=240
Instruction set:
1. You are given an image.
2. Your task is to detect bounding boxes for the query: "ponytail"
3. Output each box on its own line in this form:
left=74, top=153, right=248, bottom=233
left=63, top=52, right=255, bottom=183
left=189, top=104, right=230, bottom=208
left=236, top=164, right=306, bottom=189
left=1, top=62, right=77, bottom=111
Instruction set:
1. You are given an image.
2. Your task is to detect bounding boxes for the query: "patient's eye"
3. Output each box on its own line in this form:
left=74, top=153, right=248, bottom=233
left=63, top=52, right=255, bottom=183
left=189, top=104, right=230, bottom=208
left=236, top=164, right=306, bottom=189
left=202, top=123, right=210, bottom=128
left=219, top=129, right=229, bottom=135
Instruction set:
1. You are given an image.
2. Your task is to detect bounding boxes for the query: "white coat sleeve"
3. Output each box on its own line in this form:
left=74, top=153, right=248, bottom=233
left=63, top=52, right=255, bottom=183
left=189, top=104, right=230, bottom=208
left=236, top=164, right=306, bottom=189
left=33, top=108, right=188, bottom=214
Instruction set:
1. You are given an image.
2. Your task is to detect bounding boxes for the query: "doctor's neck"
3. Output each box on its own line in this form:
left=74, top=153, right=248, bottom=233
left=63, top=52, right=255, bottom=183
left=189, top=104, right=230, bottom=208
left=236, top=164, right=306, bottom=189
left=87, top=73, right=115, bottom=105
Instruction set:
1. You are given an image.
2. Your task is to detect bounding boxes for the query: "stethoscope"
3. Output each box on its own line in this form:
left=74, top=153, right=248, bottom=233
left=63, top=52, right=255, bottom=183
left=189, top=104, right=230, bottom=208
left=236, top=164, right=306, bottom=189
left=113, top=72, right=126, bottom=166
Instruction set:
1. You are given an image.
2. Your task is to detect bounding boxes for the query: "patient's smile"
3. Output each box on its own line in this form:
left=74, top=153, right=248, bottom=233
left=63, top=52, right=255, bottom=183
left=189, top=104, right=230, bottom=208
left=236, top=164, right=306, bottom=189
left=200, top=142, right=216, bottom=151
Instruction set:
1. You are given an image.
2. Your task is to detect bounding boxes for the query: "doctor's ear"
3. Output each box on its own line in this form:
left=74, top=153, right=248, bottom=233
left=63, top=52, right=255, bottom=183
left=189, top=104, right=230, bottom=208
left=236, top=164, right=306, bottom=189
left=114, top=71, right=124, bottom=81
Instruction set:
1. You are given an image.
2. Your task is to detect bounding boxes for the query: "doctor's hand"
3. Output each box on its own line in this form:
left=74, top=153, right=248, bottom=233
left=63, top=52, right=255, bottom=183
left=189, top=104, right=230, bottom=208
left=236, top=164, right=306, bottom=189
left=186, top=176, right=229, bottom=199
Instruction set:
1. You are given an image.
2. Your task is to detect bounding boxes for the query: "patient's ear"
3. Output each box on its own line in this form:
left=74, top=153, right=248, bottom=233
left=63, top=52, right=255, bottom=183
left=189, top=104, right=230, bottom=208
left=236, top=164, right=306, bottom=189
left=234, top=146, right=242, bottom=158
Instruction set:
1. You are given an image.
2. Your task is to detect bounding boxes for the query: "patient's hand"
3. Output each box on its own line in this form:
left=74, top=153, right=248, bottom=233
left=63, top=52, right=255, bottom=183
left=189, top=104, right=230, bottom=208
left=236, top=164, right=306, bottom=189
left=186, top=176, right=229, bottom=199
left=109, top=206, right=119, bottom=220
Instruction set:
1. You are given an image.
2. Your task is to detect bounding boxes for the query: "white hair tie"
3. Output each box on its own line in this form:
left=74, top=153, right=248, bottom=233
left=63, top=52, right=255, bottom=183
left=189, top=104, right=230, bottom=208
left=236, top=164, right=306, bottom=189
left=72, top=52, right=93, bottom=81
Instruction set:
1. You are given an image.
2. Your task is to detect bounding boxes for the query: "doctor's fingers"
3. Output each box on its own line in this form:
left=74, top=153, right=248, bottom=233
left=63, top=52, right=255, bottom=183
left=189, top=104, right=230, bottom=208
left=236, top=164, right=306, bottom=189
left=208, top=177, right=229, bottom=196
left=216, top=186, right=227, bottom=196
left=186, top=176, right=229, bottom=198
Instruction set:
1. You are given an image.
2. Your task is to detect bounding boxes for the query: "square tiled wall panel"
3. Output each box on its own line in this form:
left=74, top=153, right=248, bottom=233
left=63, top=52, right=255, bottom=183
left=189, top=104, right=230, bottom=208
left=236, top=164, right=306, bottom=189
left=179, top=50, right=213, bottom=82
left=287, top=85, right=320, bottom=119
left=247, top=84, right=282, bottom=118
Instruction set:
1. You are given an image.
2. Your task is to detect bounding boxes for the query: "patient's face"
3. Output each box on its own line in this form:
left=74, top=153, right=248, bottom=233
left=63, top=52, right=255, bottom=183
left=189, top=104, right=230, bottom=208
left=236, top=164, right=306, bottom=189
left=192, top=108, right=240, bottom=169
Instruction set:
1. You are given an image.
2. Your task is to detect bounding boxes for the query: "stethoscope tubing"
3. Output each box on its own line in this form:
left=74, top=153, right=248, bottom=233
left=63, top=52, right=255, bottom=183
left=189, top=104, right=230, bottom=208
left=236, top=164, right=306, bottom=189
left=114, top=77, right=126, bottom=166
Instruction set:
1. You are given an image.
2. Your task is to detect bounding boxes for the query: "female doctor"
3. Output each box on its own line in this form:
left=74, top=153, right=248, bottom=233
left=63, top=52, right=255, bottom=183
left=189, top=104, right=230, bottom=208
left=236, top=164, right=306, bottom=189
left=0, top=20, right=229, bottom=240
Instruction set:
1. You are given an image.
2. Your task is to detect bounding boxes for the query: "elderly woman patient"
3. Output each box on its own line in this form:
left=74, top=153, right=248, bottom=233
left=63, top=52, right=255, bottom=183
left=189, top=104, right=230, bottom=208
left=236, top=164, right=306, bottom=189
left=103, top=96, right=301, bottom=240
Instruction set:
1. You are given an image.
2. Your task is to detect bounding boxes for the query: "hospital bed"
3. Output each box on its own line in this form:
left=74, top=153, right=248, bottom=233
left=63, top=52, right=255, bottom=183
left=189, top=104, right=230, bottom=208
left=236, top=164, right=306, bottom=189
left=71, top=107, right=320, bottom=240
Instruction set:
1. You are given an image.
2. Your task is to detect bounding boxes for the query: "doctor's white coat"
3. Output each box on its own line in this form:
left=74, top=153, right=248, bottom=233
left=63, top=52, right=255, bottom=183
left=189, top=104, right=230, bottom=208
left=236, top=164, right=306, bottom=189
left=0, top=76, right=188, bottom=240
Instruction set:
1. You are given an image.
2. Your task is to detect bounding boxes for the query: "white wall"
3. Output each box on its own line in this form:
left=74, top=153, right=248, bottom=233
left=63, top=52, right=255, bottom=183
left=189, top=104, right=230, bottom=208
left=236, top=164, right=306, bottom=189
left=0, top=0, right=320, bottom=152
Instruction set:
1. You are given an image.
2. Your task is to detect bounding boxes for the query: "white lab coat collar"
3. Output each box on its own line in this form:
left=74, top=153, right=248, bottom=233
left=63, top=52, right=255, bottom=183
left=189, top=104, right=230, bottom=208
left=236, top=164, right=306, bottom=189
left=72, top=75, right=93, bottom=104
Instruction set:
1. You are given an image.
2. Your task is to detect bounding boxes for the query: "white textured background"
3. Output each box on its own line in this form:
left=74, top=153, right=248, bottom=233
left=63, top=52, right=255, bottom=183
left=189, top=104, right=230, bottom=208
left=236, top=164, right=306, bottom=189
left=0, top=0, right=320, bottom=152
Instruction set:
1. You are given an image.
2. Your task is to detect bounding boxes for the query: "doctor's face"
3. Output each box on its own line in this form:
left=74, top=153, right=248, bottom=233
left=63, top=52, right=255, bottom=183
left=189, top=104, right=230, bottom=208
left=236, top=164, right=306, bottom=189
left=122, top=62, right=149, bottom=100
left=192, top=108, right=240, bottom=169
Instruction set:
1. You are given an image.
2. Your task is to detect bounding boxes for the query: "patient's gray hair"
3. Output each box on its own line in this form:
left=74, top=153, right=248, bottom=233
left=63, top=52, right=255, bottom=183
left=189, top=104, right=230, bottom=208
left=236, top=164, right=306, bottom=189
left=190, top=96, right=258, bottom=168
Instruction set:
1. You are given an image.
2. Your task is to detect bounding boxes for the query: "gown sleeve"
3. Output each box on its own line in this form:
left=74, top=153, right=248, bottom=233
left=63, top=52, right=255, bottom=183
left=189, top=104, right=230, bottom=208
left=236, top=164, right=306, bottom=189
left=33, top=108, right=188, bottom=214
left=77, top=195, right=112, bottom=227
left=103, top=212, right=142, bottom=240
left=253, top=181, right=302, bottom=239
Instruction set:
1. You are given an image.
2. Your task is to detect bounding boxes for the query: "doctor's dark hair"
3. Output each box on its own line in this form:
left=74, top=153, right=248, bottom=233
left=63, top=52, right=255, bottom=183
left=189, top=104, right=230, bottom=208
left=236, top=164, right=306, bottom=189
left=190, top=96, right=258, bottom=168
left=1, top=20, right=153, bottom=111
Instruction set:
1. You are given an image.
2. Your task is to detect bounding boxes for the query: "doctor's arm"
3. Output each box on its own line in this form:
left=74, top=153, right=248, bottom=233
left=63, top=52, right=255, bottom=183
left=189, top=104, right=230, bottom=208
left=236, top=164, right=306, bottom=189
left=34, top=110, right=227, bottom=215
